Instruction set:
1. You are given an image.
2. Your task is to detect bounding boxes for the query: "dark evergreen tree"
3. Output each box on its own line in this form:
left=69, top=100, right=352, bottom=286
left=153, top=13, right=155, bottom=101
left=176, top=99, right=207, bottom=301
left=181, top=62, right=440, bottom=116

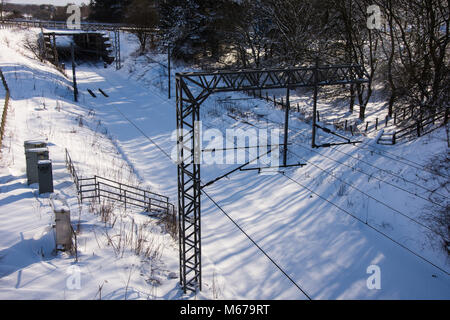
left=124, top=0, right=159, bottom=53
left=89, top=0, right=131, bottom=23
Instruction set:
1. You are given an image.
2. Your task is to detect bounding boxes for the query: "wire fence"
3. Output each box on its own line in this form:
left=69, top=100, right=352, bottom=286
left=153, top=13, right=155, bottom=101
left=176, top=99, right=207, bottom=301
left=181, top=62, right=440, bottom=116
left=245, top=89, right=448, bottom=143
left=392, top=107, right=448, bottom=144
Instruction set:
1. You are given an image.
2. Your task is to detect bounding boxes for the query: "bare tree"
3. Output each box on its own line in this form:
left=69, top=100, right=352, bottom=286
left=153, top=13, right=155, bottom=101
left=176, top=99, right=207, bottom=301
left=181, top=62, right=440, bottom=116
left=373, top=0, right=449, bottom=120
left=1, top=0, right=9, bottom=22
left=332, top=0, right=380, bottom=120
left=124, top=0, right=159, bottom=53
left=225, top=0, right=274, bottom=68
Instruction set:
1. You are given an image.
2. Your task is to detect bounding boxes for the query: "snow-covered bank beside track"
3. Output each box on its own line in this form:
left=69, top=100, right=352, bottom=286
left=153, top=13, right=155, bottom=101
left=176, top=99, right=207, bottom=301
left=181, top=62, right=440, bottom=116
left=0, top=28, right=183, bottom=300
left=75, top=39, right=450, bottom=298
left=0, top=27, right=449, bottom=299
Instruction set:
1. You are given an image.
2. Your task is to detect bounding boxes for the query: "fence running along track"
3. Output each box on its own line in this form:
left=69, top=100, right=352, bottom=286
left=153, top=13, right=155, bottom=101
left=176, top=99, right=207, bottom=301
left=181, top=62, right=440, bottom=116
left=0, top=68, right=10, bottom=150
left=65, top=148, right=176, bottom=220
left=244, top=89, right=449, bottom=146
left=219, top=110, right=450, bottom=276
left=388, top=108, right=449, bottom=144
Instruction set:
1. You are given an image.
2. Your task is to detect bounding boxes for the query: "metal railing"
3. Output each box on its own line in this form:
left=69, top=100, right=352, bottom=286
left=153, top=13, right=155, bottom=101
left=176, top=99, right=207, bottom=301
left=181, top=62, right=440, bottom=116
left=65, top=148, right=175, bottom=219
left=1, top=19, right=157, bottom=33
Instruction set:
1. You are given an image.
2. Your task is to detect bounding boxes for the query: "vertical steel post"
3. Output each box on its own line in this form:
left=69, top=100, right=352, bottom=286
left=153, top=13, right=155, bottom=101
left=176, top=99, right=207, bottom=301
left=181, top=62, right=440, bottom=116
left=71, top=42, right=78, bottom=102
left=283, top=74, right=290, bottom=167
left=176, top=75, right=202, bottom=293
left=52, top=33, right=59, bottom=67
left=168, top=45, right=171, bottom=99
left=311, top=58, right=319, bottom=148
left=114, top=29, right=121, bottom=70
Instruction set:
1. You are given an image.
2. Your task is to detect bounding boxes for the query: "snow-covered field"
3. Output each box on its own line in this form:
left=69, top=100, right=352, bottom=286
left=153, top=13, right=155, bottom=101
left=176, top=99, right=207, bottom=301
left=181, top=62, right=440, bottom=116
left=0, top=27, right=449, bottom=300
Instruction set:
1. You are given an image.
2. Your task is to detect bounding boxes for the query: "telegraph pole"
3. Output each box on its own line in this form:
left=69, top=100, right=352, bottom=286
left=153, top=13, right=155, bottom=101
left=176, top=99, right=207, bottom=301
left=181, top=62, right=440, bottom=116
left=168, top=44, right=171, bottom=99
left=311, top=57, right=319, bottom=148
left=71, top=42, right=78, bottom=102
left=283, top=82, right=290, bottom=167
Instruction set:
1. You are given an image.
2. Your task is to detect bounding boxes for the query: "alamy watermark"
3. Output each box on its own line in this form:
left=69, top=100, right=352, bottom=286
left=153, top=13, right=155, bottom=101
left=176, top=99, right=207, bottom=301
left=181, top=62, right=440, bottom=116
left=66, top=5, right=81, bottom=30
left=366, top=265, right=381, bottom=290
left=171, top=121, right=281, bottom=171
left=66, top=265, right=81, bottom=290
left=367, top=5, right=382, bottom=30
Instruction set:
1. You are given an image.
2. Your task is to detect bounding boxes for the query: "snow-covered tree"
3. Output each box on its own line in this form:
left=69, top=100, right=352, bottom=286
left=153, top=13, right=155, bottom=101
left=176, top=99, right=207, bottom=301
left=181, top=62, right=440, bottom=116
left=158, top=0, right=227, bottom=61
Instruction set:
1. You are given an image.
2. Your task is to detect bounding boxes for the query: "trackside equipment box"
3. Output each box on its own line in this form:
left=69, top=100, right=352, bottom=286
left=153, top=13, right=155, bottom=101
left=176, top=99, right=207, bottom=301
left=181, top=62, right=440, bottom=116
left=25, top=147, right=49, bottom=185
left=37, top=159, right=54, bottom=194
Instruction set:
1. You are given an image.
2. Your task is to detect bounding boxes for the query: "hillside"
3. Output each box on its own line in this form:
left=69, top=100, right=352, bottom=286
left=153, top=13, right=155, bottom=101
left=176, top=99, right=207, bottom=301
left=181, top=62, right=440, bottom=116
left=0, top=26, right=449, bottom=300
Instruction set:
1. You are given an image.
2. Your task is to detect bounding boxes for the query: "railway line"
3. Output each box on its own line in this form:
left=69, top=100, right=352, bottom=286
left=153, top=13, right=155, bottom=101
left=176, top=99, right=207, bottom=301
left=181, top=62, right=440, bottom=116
left=68, top=61, right=450, bottom=298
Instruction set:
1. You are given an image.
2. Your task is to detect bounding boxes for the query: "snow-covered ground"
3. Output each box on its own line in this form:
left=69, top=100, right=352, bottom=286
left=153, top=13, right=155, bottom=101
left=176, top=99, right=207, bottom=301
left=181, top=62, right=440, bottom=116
left=0, top=28, right=185, bottom=300
left=0, top=27, right=449, bottom=300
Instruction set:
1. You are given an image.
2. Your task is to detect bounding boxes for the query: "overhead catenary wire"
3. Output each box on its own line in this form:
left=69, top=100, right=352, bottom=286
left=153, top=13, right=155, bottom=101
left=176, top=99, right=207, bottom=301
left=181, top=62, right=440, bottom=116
left=286, top=147, right=434, bottom=232
left=207, top=89, right=450, bottom=277
left=223, top=114, right=450, bottom=276
left=293, top=142, right=448, bottom=209
left=280, top=172, right=450, bottom=276
left=203, top=115, right=450, bottom=279
left=202, top=189, right=312, bottom=300
left=354, top=143, right=450, bottom=180
left=93, top=87, right=314, bottom=298
left=230, top=105, right=450, bottom=275
left=226, top=112, right=441, bottom=232
left=209, top=104, right=447, bottom=236
left=254, top=114, right=448, bottom=208
left=328, top=145, right=449, bottom=200
left=78, top=62, right=450, bottom=293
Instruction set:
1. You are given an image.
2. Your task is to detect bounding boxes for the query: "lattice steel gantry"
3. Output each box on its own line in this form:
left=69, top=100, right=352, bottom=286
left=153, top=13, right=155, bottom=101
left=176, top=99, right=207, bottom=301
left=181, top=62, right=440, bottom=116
left=176, top=64, right=370, bottom=293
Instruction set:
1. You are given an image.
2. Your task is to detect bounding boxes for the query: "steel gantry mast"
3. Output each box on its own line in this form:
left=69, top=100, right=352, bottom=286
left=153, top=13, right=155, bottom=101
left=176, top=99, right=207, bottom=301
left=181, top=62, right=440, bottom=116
left=176, top=64, right=370, bottom=293
left=113, top=29, right=121, bottom=70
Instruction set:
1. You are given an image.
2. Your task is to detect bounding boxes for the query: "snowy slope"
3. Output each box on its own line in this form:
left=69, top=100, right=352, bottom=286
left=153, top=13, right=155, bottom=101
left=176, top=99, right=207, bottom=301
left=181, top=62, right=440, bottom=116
left=75, top=36, right=450, bottom=298
left=0, top=28, right=185, bottom=300
left=0, top=27, right=449, bottom=300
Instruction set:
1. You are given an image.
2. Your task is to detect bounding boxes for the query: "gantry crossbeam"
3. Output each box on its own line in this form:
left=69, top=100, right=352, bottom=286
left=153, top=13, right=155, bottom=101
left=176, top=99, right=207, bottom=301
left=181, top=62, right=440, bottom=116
left=176, top=64, right=370, bottom=293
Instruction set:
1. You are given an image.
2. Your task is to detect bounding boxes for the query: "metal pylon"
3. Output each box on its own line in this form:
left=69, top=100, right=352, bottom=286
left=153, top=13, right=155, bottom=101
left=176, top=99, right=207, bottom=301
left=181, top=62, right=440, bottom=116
left=114, top=29, right=121, bottom=70
left=174, top=64, right=370, bottom=294
left=176, top=76, right=204, bottom=293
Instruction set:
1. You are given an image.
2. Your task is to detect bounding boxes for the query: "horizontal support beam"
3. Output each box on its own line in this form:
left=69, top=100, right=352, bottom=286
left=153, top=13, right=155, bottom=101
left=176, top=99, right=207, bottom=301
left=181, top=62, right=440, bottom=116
left=176, top=65, right=370, bottom=93
left=239, top=162, right=307, bottom=173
